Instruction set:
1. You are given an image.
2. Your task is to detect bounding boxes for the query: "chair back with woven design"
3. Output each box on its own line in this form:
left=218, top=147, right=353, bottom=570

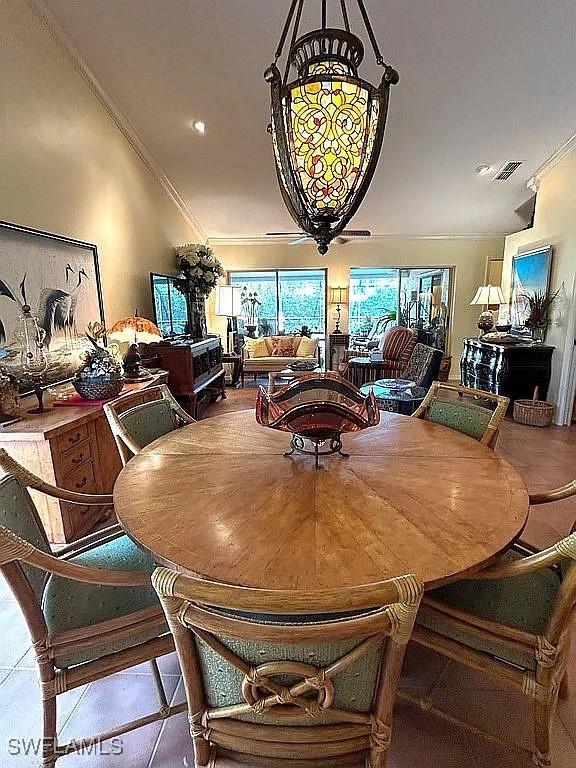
left=401, top=343, right=443, bottom=388
left=411, top=381, right=509, bottom=448
left=152, top=568, right=423, bottom=768
left=104, top=384, right=195, bottom=465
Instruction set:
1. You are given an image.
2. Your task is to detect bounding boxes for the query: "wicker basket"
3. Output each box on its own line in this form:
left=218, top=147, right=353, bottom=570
left=513, top=387, right=554, bottom=427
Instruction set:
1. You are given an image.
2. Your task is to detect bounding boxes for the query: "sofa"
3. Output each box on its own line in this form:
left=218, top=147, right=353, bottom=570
left=241, top=335, right=319, bottom=384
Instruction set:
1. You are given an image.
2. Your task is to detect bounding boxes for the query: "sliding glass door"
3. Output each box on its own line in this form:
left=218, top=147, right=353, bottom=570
left=349, top=266, right=452, bottom=351
left=230, top=269, right=327, bottom=338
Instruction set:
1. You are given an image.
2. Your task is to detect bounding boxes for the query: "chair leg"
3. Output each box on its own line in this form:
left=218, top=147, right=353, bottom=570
left=559, top=672, right=570, bottom=701
left=41, top=693, right=58, bottom=768
left=150, top=659, right=169, bottom=712
left=533, top=695, right=556, bottom=768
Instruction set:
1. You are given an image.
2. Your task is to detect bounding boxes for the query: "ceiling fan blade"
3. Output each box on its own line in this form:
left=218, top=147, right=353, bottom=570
left=266, top=232, right=304, bottom=236
left=340, top=229, right=372, bottom=237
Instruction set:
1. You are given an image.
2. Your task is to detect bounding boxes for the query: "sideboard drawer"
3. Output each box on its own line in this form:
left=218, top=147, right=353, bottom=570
left=59, top=440, right=93, bottom=477
left=62, top=462, right=98, bottom=494
left=54, top=424, right=90, bottom=455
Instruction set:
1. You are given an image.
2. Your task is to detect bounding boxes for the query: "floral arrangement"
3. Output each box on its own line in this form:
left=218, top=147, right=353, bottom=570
left=174, top=243, right=224, bottom=298
left=76, top=322, right=122, bottom=381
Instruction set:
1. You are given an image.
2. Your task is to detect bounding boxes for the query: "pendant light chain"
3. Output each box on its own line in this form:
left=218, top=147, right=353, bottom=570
left=273, top=0, right=299, bottom=63
left=356, top=0, right=385, bottom=65
left=340, top=0, right=351, bottom=32
left=283, top=0, right=304, bottom=85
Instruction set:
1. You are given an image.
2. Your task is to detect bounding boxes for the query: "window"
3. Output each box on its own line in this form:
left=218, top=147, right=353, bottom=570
left=230, top=269, right=327, bottom=337
left=349, top=267, right=452, bottom=350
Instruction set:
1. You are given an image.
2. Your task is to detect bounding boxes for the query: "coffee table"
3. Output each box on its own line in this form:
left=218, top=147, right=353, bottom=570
left=268, top=366, right=323, bottom=393
left=360, top=380, right=427, bottom=415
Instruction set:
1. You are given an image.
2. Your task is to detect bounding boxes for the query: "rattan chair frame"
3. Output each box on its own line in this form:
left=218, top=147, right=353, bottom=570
left=404, top=531, right=576, bottom=767
left=103, top=383, right=195, bottom=465
left=152, top=566, right=424, bottom=768
left=0, top=449, right=185, bottom=768
left=411, top=380, right=509, bottom=448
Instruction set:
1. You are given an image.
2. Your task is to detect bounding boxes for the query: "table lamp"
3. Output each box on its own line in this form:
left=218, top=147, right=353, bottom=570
left=329, top=287, right=348, bottom=334
left=109, top=313, right=162, bottom=381
left=470, top=285, right=506, bottom=337
left=215, top=285, right=242, bottom=353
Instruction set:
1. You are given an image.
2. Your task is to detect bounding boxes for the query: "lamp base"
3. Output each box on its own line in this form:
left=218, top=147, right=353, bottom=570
left=123, top=343, right=153, bottom=382
left=477, top=310, right=495, bottom=337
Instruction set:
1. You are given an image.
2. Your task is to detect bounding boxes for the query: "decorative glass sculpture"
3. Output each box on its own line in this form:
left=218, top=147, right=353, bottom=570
left=16, top=305, right=50, bottom=413
left=256, top=372, right=379, bottom=468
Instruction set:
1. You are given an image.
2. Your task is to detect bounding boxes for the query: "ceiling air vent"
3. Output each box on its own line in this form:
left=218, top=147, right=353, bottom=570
left=492, top=161, right=523, bottom=181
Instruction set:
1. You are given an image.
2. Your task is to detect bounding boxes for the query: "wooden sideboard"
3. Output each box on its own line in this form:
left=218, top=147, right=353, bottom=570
left=0, top=372, right=167, bottom=544
left=147, top=335, right=225, bottom=417
left=460, top=338, right=554, bottom=404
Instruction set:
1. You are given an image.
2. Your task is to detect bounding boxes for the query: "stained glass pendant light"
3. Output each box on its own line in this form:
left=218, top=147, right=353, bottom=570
left=265, top=0, right=399, bottom=255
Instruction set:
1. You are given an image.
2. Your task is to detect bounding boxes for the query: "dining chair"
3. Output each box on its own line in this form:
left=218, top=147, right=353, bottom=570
left=152, top=566, right=424, bottom=767
left=411, top=381, right=509, bottom=448
left=0, top=449, right=186, bottom=768
left=405, top=531, right=576, bottom=767
left=103, top=383, right=195, bottom=465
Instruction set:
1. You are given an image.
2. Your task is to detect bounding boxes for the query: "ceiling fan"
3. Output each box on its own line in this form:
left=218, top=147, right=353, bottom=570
left=266, top=230, right=372, bottom=246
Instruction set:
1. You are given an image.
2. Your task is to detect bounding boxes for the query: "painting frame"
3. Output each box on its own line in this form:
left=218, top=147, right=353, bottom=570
left=510, top=246, right=553, bottom=338
left=0, top=219, right=106, bottom=394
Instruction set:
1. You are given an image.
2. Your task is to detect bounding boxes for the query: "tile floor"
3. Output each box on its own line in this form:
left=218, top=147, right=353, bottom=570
left=1, top=395, right=576, bottom=767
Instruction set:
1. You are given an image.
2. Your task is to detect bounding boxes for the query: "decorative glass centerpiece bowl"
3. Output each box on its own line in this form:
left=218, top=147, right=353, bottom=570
left=256, top=372, right=380, bottom=468
left=372, top=378, right=416, bottom=393
left=73, top=323, right=124, bottom=401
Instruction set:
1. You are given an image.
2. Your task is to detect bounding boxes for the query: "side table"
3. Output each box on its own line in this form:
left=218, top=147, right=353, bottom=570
left=346, top=357, right=390, bottom=389
left=222, top=353, right=243, bottom=388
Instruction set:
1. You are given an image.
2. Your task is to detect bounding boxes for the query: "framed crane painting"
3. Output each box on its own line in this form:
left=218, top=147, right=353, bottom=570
left=0, top=220, right=105, bottom=394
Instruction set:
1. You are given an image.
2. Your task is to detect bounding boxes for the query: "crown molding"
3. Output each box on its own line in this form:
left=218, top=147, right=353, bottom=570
left=527, top=132, right=576, bottom=192
left=209, top=232, right=508, bottom=247
left=28, top=0, right=208, bottom=243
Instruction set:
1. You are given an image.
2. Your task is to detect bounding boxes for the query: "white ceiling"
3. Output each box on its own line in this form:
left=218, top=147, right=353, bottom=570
left=44, top=0, right=576, bottom=239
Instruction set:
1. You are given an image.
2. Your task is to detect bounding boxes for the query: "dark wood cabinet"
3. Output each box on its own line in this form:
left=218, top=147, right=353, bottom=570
left=460, top=338, right=554, bottom=404
left=148, top=336, right=225, bottom=417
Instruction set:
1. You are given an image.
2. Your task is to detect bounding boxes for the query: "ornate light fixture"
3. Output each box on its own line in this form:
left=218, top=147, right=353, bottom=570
left=265, top=0, right=399, bottom=255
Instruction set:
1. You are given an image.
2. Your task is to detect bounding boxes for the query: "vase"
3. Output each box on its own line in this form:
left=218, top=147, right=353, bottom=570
left=73, top=347, right=124, bottom=400
left=531, top=326, right=546, bottom=344
left=189, top=291, right=208, bottom=340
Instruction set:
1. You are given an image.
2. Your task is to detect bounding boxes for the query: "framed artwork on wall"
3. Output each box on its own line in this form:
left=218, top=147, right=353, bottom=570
left=0, top=220, right=105, bottom=393
left=510, top=246, right=553, bottom=337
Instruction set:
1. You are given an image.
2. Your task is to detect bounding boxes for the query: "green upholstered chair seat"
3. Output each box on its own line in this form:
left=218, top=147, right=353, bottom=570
left=419, top=551, right=562, bottom=670
left=194, top=608, right=385, bottom=726
left=43, top=535, right=162, bottom=668
left=121, top=398, right=179, bottom=450
left=425, top=399, right=491, bottom=441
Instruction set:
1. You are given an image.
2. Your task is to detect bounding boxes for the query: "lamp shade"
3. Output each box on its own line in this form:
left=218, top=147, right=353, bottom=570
left=329, top=287, right=349, bottom=305
left=215, top=285, right=242, bottom=317
left=109, top=315, right=162, bottom=344
left=470, top=285, right=506, bottom=306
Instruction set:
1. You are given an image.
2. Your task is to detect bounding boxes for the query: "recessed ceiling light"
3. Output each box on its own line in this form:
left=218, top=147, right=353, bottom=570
left=193, top=121, right=206, bottom=134
left=474, top=164, right=491, bottom=176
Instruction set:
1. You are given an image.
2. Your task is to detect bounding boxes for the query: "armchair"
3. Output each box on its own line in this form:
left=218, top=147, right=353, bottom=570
left=104, top=383, right=195, bottom=465
left=406, top=532, right=576, bottom=767
left=153, top=566, right=423, bottom=767
left=0, top=449, right=185, bottom=767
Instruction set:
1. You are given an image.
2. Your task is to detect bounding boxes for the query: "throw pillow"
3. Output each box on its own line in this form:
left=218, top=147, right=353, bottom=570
left=296, top=337, right=318, bottom=358
left=246, top=337, right=270, bottom=358
left=270, top=336, right=297, bottom=357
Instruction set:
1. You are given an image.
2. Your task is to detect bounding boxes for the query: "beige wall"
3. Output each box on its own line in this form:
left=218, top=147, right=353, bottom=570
left=209, top=237, right=504, bottom=375
left=503, top=148, right=576, bottom=418
left=0, top=0, right=199, bottom=326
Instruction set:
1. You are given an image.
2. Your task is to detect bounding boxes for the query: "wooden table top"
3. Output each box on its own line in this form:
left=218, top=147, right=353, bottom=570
left=114, top=410, right=529, bottom=600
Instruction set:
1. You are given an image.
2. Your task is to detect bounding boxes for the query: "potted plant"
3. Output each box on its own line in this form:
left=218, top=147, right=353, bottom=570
left=521, top=288, right=560, bottom=343
left=73, top=322, right=124, bottom=400
left=174, top=244, right=224, bottom=339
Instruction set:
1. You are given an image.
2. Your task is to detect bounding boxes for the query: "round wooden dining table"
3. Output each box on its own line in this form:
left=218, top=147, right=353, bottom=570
left=113, top=410, right=529, bottom=604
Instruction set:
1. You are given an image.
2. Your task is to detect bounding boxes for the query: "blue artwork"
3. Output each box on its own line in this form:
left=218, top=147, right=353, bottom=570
left=510, top=247, right=552, bottom=333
